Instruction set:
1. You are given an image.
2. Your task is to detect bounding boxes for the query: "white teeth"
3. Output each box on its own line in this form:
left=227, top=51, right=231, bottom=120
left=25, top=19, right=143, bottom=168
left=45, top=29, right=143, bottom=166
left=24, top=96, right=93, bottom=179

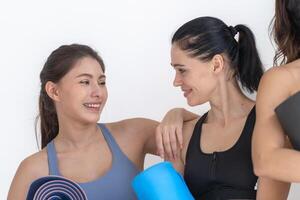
left=84, top=103, right=100, bottom=108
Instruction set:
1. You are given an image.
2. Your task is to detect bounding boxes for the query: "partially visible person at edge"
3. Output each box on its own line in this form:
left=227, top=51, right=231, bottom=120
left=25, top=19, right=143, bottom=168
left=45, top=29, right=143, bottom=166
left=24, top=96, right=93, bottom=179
left=252, top=0, right=300, bottom=189
left=156, top=16, right=290, bottom=200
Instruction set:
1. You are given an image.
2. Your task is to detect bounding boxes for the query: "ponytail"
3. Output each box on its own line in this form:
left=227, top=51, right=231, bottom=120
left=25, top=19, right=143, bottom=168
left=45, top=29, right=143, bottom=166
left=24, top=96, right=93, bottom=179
left=235, top=25, right=264, bottom=93
left=38, top=90, right=59, bottom=149
left=171, top=17, right=264, bottom=93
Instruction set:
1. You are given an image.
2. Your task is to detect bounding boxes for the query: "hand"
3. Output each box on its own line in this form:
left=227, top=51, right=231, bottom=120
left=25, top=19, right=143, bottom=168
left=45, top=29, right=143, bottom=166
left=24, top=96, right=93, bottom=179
left=156, top=108, right=184, bottom=161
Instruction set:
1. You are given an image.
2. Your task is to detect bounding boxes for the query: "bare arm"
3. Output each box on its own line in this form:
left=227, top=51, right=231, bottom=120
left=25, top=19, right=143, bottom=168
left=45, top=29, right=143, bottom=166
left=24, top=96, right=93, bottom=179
left=252, top=67, right=300, bottom=182
left=8, top=153, right=48, bottom=200
left=123, top=107, right=198, bottom=157
left=140, top=118, right=160, bottom=155
left=156, top=108, right=199, bottom=160
left=120, top=118, right=159, bottom=156
left=256, top=177, right=290, bottom=200
left=8, top=161, right=31, bottom=200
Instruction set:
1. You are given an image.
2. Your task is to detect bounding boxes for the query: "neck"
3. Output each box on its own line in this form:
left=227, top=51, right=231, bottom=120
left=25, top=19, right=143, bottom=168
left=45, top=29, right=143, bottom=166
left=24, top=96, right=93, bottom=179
left=55, top=115, right=100, bottom=150
left=208, top=78, right=254, bottom=126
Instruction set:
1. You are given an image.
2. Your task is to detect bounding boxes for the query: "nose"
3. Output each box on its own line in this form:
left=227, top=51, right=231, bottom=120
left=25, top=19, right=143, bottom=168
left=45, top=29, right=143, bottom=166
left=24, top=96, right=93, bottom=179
left=173, top=73, right=182, bottom=87
left=91, top=83, right=104, bottom=98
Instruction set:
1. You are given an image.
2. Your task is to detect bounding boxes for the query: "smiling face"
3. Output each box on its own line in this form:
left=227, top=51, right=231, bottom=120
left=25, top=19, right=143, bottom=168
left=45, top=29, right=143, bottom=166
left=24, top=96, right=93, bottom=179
left=171, top=44, right=219, bottom=106
left=47, top=56, right=108, bottom=125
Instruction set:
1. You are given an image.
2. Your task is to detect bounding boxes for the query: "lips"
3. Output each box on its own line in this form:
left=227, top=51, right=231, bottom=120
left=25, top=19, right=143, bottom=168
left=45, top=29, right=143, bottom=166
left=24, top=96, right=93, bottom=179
left=182, top=89, right=192, bottom=98
left=83, top=103, right=102, bottom=112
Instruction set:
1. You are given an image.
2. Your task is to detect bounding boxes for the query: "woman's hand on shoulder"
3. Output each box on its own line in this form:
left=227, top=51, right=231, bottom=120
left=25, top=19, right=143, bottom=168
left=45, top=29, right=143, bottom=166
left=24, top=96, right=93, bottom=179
left=156, top=108, right=199, bottom=161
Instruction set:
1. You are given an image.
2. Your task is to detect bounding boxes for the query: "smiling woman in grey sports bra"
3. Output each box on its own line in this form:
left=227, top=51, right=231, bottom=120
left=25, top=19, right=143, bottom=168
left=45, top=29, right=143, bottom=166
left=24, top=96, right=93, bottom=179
left=7, top=44, right=192, bottom=200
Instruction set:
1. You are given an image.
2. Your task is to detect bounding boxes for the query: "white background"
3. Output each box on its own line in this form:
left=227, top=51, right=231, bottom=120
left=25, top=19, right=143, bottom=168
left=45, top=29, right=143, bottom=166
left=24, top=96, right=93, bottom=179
left=1, top=0, right=299, bottom=199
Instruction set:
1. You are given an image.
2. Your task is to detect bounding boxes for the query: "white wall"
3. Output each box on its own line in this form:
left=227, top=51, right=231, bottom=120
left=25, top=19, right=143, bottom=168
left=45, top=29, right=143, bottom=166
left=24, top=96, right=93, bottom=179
left=1, top=0, right=298, bottom=199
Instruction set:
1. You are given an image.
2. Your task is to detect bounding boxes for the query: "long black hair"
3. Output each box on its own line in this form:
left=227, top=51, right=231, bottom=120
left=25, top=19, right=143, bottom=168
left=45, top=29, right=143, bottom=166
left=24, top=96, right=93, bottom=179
left=172, top=16, right=264, bottom=93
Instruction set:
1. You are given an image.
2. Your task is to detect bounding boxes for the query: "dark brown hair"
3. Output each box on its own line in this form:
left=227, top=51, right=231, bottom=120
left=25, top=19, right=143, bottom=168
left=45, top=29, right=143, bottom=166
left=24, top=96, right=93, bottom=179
left=271, top=0, right=300, bottom=65
left=36, top=44, right=105, bottom=149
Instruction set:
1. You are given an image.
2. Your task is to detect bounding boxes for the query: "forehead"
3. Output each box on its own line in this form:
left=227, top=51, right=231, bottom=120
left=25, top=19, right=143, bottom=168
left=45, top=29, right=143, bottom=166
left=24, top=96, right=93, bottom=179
left=69, top=57, right=104, bottom=77
left=171, top=44, right=193, bottom=62
left=171, top=44, right=192, bottom=61
left=171, top=44, right=210, bottom=69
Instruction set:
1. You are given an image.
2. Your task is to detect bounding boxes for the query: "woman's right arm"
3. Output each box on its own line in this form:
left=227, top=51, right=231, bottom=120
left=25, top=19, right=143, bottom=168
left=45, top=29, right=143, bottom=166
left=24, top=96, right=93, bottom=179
left=252, top=67, right=300, bottom=182
left=158, top=117, right=198, bottom=175
left=8, top=153, right=47, bottom=200
left=8, top=159, right=33, bottom=199
left=256, top=177, right=290, bottom=200
left=156, top=108, right=199, bottom=160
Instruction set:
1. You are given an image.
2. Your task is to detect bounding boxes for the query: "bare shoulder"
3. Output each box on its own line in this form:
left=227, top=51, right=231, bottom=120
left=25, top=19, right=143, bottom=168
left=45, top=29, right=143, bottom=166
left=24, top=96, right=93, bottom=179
left=284, top=59, right=300, bottom=86
left=105, top=118, right=158, bottom=137
left=15, top=150, right=48, bottom=181
left=256, top=67, right=295, bottom=113
left=260, top=66, right=293, bottom=89
left=104, top=118, right=158, bottom=153
left=8, top=150, right=48, bottom=199
left=285, top=59, right=300, bottom=72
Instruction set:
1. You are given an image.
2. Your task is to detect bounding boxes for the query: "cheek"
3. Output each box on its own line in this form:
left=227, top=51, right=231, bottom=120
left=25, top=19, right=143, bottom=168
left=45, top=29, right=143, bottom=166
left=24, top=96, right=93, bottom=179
left=102, top=90, right=108, bottom=105
left=60, top=86, right=85, bottom=105
left=193, top=75, right=217, bottom=95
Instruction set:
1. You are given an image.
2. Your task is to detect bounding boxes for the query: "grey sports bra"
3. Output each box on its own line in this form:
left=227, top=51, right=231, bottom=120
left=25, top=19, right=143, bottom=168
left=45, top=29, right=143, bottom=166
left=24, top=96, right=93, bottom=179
left=46, top=123, right=139, bottom=200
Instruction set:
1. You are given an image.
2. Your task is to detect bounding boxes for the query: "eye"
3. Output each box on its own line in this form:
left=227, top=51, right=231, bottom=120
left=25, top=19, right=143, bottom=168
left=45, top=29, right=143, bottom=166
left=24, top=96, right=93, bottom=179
left=178, top=68, right=186, bottom=74
left=98, top=80, right=106, bottom=86
left=80, top=80, right=90, bottom=85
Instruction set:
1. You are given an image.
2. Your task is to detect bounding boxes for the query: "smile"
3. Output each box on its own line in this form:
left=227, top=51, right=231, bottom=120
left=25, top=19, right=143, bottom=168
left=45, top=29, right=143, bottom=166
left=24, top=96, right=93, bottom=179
left=84, top=103, right=100, bottom=108
left=183, top=89, right=192, bottom=97
left=83, top=103, right=101, bottom=110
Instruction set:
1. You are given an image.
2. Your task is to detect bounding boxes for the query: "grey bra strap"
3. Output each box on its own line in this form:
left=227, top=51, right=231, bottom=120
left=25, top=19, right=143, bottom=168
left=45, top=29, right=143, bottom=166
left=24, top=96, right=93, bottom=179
left=46, top=141, right=60, bottom=175
left=98, top=123, right=123, bottom=158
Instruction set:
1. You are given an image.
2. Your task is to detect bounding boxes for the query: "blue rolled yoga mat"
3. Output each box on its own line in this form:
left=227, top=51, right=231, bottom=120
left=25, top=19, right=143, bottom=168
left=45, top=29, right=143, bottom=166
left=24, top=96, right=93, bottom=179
left=26, top=175, right=88, bottom=200
left=132, top=162, right=194, bottom=200
left=275, top=91, right=300, bottom=150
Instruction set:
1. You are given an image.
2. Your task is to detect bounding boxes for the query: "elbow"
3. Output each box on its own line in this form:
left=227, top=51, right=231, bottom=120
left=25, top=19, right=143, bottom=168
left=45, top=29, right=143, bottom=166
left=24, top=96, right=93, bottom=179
left=253, top=163, right=266, bottom=177
left=253, top=152, right=270, bottom=177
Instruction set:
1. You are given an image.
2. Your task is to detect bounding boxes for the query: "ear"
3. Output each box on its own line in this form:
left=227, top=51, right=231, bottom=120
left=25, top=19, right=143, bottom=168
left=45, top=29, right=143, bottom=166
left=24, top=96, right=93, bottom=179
left=210, top=54, right=225, bottom=74
left=45, top=81, right=60, bottom=102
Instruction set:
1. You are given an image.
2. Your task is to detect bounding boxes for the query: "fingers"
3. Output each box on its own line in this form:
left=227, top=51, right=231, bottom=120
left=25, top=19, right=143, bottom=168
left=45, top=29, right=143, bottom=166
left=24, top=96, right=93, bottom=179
left=155, top=124, right=184, bottom=161
left=162, top=127, right=174, bottom=161
left=169, top=126, right=178, bottom=160
left=175, top=126, right=183, bottom=149
left=155, top=126, right=164, bottom=159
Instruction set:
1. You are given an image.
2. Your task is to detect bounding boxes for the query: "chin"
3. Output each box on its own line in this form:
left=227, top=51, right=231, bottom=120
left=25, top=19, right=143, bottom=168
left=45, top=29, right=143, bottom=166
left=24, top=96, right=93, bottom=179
left=186, top=99, right=198, bottom=107
left=81, top=114, right=101, bottom=124
left=187, top=97, right=205, bottom=107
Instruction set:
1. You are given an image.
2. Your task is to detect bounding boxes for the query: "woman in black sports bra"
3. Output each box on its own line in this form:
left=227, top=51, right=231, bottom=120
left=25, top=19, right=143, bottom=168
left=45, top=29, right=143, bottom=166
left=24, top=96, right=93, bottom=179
left=156, top=16, right=290, bottom=199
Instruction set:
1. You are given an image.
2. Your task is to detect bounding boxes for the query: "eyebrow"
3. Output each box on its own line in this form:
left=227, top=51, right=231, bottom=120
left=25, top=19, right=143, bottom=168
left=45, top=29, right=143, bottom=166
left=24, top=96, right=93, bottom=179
left=76, top=73, right=106, bottom=79
left=171, top=63, right=185, bottom=68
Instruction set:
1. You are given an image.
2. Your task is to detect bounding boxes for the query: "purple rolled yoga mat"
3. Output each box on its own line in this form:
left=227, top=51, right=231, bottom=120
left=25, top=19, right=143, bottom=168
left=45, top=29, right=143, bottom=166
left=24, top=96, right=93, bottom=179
left=26, top=175, right=88, bottom=200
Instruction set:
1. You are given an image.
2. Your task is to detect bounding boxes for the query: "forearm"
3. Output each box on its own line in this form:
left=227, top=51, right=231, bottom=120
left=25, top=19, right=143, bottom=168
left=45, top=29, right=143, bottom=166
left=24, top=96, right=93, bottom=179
left=256, top=147, right=300, bottom=182
left=256, top=177, right=290, bottom=200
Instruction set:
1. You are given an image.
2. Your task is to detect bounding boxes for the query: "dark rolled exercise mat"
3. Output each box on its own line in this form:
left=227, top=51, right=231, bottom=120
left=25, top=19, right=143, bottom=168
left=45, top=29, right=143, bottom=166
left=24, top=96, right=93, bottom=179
left=275, top=91, right=300, bottom=150
left=26, top=175, right=88, bottom=200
